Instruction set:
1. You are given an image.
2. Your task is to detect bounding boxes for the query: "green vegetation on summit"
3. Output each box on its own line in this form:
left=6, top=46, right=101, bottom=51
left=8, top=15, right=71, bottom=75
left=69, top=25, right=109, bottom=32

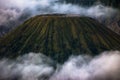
left=0, top=15, right=120, bottom=63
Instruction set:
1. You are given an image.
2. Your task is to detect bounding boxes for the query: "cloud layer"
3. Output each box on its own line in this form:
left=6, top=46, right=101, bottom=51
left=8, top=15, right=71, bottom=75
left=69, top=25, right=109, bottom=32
left=0, top=0, right=118, bottom=25
left=0, top=51, right=120, bottom=80
left=51, top=51, right=120, bottom=80
left=0, top=53, right=55, bottom=80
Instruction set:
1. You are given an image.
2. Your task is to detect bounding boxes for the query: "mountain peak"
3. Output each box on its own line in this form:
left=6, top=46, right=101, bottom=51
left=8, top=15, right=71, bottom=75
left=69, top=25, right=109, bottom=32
left=0, top=15, right=120, bottom=63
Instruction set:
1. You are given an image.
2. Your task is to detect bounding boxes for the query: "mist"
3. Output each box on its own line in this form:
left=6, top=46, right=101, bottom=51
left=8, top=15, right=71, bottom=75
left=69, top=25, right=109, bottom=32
left=50, top=51, right=120, bottom=80
left=0, top=53, right=55, bottom=80
left=0, top=0, right=118, bottom=24
left=0, top=0, right=119, bottom=36
left=0, top=51, right=120, bottom=80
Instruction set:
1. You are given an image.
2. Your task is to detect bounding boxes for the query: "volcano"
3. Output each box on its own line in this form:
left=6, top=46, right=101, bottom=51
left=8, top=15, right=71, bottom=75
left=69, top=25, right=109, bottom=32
left=0, top=14, right=120, bottom=63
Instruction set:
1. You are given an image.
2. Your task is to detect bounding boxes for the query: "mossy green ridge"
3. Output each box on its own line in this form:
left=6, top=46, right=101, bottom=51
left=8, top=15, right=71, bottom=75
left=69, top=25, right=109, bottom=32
left=0, top=15, right=120, bottom=63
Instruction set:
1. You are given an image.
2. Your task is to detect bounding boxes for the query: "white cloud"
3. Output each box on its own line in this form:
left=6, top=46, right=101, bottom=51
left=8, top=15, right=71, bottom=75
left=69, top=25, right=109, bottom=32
left=0, top=51, right=120, bottom=80
left=50, top=51, right=120, bottom=80
left=0, top=53, right=54, bottom=80
left=0, top=0, right=118, bottom=25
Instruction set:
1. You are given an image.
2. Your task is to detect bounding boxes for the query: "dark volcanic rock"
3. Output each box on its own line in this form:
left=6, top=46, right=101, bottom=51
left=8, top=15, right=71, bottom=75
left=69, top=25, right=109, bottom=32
left=0, top=15, right=120, bottom=63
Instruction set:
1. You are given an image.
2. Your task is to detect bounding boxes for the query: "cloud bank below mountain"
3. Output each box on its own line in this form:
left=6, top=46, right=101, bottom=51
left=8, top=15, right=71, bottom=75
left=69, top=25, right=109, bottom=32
left=0, top=51, right=120, bottom=80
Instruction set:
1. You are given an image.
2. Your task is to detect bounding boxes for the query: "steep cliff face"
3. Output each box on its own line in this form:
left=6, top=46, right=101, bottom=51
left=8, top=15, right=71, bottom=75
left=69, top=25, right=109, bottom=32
left=0, top=15, right=120, bottom=63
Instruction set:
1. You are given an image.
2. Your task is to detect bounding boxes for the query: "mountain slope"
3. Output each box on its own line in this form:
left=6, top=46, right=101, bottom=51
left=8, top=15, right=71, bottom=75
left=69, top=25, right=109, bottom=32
left=97, top=12, right=120, bottom=34
left=0, top=14, right=120, bottom=63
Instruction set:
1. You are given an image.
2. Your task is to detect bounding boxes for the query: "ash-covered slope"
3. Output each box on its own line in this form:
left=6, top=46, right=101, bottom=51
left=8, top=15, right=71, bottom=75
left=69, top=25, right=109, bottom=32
left=0, top=15, right=120, bottom=63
